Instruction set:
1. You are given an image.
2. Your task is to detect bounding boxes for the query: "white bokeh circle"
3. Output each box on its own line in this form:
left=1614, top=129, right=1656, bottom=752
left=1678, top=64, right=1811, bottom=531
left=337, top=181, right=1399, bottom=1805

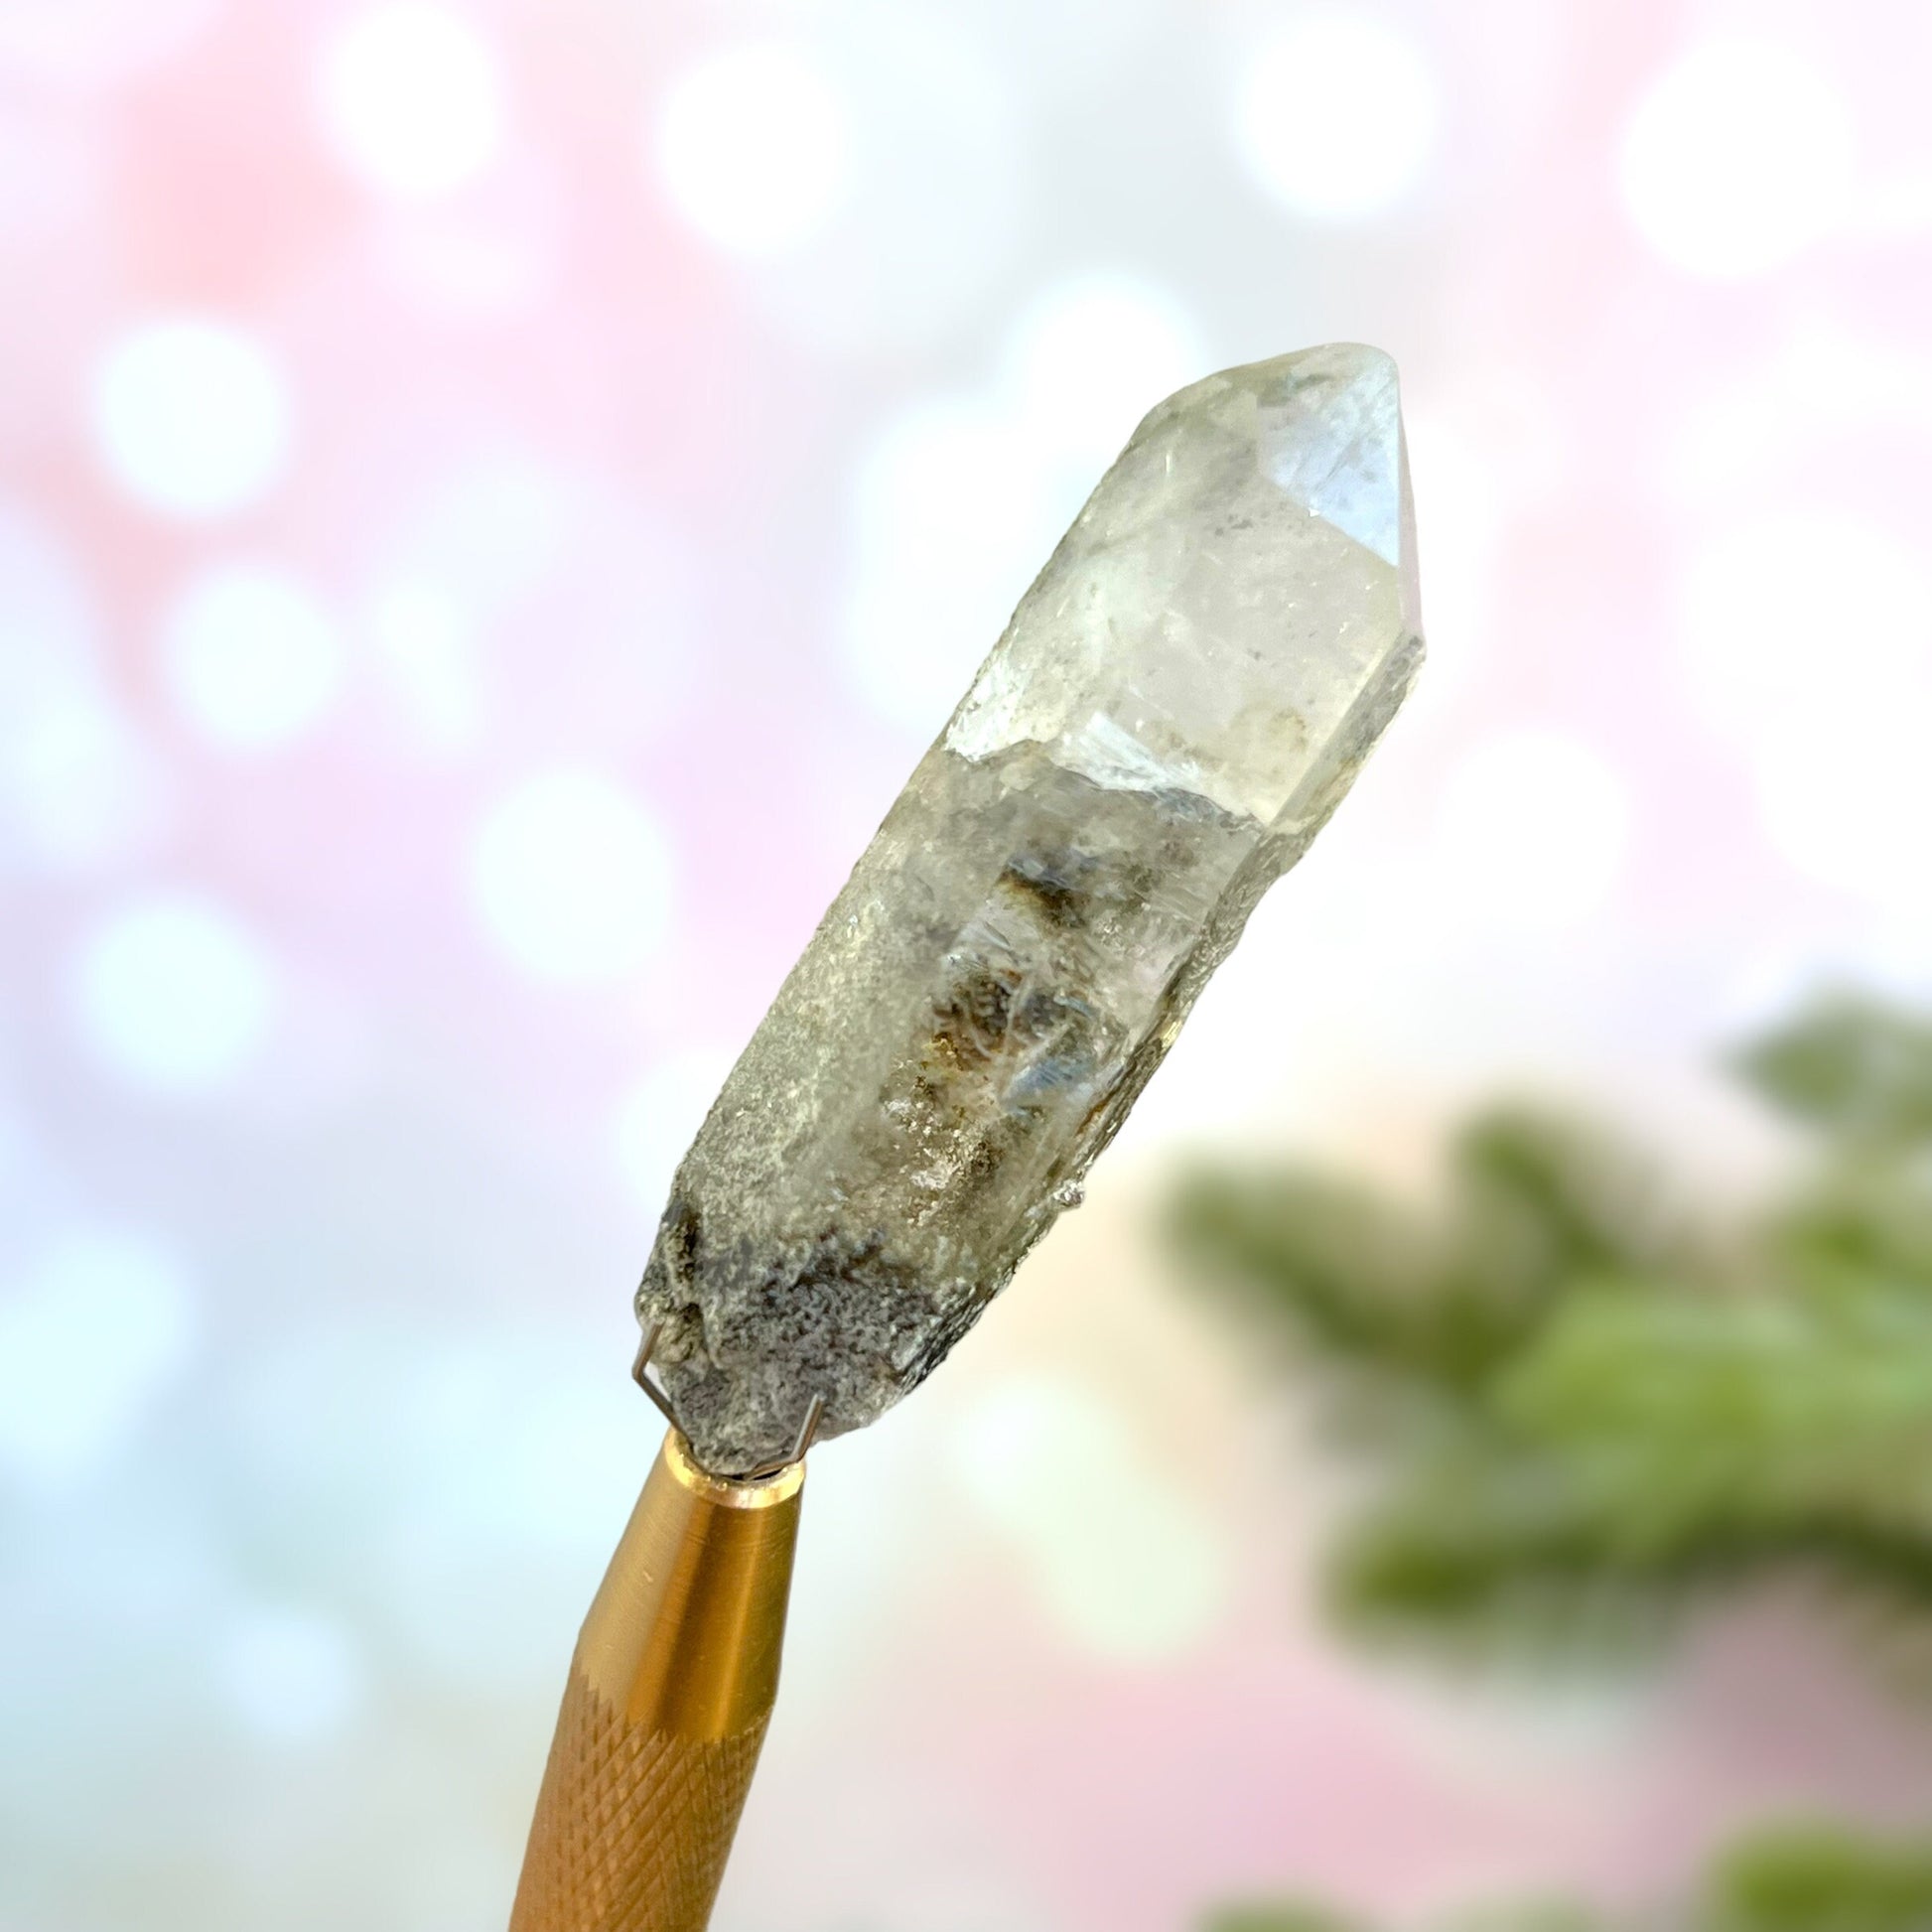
left=948, top=1375, right=1229, bottom=1661
left=1682, top=512, right=1932, bottom=905
left=317, top=2, right=507, bottom=201
left=1433, top=729, right=1633, bottom=936
left=0, top=1230, right=197, bottom=1489
left=1235, top=15, right=1440, bottom=222
left=90, top=318, right=292, bottom=520
left=1618, top=38, right=1855, bottom=278
left=1678, top=513, right=1928, bottom=746
left=0, top=502, right=171, bottom=870
left=70, top=893, right=278, bottom=1096
left=470, top=769, right=673, bottom=983
left=842, top=270, right=1202, bottom=735
left=161, top=562, right=345, bottom=751
left=841, top=396, right=1057, bottom=735
left=1005, top=273, right=1205, bottom=476
left=653, top=40, right=853, bottom=259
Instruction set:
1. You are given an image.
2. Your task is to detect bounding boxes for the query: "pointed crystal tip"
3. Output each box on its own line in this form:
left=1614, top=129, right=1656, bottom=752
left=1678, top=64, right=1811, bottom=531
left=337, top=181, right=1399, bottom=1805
left=948, top=342, right=1422, bottom=829
left=1250, top=344, right=1406, bottom=563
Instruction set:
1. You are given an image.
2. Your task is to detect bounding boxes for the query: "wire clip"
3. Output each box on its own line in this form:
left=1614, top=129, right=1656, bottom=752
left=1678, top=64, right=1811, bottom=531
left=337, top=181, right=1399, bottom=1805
left=632, top=1320, right=825, bottom=1480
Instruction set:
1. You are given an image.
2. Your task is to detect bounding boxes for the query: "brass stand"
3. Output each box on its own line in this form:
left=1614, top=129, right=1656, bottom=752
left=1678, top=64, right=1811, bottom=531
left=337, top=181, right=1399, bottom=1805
left=508, top=1431, right=805, bottom=1932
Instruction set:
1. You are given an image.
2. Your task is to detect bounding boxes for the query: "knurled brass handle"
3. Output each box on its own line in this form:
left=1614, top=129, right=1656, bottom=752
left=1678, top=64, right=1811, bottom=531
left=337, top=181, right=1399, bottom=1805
left=508, top=1432, right=805, bottom=1932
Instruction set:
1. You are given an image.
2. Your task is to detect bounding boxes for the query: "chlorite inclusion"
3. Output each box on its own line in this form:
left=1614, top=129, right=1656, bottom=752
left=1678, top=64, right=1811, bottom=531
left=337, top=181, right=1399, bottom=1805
left=638, top=345, right=1424, bottom=1475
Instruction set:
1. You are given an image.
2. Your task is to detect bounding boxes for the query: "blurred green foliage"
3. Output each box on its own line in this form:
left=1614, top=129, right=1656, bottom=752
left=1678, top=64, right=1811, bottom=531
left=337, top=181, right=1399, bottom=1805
left=1204, top=1823, right=1932, bottom=1932
left=1171, top=995, right=1932, bottom=1649
left=1705, top=1824, right=1932, bottom=1932
left=1172, top=995, right=1932, bottom=1932
left=1202, top=1907, right=1372, bottom=1932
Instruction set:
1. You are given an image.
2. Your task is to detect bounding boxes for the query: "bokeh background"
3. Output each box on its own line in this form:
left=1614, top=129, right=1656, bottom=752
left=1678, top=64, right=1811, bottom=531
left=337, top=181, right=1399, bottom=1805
left=3, top=0, right=1930, bottom=1927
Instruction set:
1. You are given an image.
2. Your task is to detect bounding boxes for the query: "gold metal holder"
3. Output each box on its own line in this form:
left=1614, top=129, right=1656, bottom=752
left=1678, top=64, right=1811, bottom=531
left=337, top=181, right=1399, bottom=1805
left=507, top=1428, right=806, bottom=1932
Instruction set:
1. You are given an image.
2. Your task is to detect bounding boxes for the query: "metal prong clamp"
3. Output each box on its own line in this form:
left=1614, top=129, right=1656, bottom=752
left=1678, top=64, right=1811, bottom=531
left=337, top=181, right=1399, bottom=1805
left=632, top=1321, right=826, bottom=1481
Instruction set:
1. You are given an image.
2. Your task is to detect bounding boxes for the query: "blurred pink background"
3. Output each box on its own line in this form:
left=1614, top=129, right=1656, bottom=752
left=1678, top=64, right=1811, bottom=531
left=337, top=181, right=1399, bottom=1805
left=2, top=1, right=1930, bottom=1927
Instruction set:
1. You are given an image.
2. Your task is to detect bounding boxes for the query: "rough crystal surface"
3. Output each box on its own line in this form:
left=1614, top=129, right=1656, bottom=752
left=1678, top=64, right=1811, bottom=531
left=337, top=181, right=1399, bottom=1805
left=638, top=345, right=1424, bottom=1474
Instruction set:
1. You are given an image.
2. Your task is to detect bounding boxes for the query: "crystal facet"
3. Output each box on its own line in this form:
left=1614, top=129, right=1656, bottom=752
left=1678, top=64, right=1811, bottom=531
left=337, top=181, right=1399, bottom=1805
left=639, top=345, right=1423, bottom=1474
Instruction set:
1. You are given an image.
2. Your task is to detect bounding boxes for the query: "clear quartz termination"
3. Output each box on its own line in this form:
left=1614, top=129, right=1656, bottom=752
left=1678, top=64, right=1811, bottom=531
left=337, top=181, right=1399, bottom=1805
left=639, top=345, right=1424, bottom=1475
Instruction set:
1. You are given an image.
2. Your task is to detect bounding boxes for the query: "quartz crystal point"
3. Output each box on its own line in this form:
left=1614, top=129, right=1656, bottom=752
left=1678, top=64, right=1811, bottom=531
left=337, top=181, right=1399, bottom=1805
left=640, top=345, right=1424, bottom=1474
